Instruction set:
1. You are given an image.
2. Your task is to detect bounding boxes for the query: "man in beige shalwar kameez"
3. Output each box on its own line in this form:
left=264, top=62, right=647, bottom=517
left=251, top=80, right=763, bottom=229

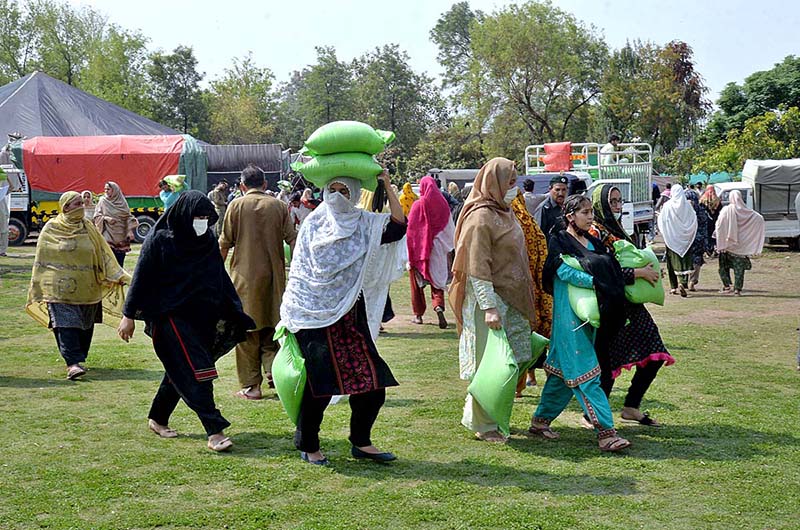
left=220, top=165, right=297, bottom=400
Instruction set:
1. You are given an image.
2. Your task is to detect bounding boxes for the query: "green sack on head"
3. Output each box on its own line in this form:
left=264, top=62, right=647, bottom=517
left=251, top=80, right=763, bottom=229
left=302, top=121, right=395, bottom=156
left=291, top=152, right=380, bottom=192
left=272, top=326, right=306, bottom=426
left=164, top=174, right=186, bottom=190
left=467, top=329, right=519, bottom=437
left=561, top=255, right=601, bottom=328
left=613, top=240, right=665, bottom=306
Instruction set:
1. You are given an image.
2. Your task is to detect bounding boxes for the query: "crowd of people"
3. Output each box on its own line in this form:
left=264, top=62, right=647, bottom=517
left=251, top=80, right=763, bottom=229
left=21, top=155, right=768, bottom=461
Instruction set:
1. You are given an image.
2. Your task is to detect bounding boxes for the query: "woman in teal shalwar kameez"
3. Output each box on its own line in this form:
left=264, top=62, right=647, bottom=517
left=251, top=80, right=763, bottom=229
left=529, top=195, right=631, bottom=452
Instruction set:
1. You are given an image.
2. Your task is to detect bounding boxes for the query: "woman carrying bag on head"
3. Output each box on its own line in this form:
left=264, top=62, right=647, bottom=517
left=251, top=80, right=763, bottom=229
left=530, top=194, right=631, bottom=452
left=279, top=172, right=407, bottom=466
left=450, top=157, right=537, bottom=444
left=117, top=191, right=255, bottom=453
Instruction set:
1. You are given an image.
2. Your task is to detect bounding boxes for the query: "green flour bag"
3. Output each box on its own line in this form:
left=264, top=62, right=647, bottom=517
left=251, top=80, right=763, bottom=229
left=613, top=240, right=665, bottom=306
left=292, top=152, right=381, bottom=191
left=561, top=255, right=601, bottom=328
left=467, top=329, right=519, bottom=437
left=272, top=326, right=306, bottom=426
left=302, top=121, right=395, bottom=156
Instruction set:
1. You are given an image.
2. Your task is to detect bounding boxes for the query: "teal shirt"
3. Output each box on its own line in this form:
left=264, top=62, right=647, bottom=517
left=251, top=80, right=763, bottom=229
left=544, top=244, right=602, bottom=387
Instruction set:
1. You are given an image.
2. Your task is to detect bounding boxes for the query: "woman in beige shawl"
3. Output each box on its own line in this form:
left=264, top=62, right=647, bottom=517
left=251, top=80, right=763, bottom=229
left=450, top=157, right=536, bottom=443
left=715, top=189, right=765, bottom=295
left=93, top=181, right=138, bottom=267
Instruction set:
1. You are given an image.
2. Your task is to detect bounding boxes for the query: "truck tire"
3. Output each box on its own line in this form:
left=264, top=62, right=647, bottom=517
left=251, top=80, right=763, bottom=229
left=8, top=217, right=28, bottom=246
left=133, top=215, right=156, bottom=243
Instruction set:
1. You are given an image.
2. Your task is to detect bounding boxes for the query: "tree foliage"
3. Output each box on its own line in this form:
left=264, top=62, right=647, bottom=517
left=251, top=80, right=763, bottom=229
left=206, top=53, right=276, bottom=144
left=147, top=45, right=206, bottom=136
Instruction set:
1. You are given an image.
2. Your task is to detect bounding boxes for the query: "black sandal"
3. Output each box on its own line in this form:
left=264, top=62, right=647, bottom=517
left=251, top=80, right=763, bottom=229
left=622, top=411, right=661, bottom=427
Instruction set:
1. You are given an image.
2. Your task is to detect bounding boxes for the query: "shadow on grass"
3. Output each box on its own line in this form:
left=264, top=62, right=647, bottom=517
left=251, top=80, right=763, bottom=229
left=0, top=368, right=163, bottom=387
left=383, top=398, right=424, bottom=407
left=327, top=441, right=638, bottom=495
left=380, top=331, right=460, bottom=341
left=506, top=424, right=800, bottom=463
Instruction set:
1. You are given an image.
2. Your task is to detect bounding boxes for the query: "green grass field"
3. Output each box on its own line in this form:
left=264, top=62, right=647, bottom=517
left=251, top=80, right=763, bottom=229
left=1, top=245, right=799, bottom=529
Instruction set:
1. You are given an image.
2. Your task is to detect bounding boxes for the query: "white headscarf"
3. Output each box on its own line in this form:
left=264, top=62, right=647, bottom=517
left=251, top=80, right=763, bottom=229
left=714, top=190, right=765, bottom=256
left=657, top=184, right=698, bottom=257
left=280, top=177, right=403, bottom=338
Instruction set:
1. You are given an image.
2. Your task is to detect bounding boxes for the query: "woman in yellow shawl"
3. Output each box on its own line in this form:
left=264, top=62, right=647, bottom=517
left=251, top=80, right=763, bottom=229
left=398, top=182, right=419, bottom=218
left=26, top=191, right=130, bottom=380
left=509, top=189, right=553, bottom=395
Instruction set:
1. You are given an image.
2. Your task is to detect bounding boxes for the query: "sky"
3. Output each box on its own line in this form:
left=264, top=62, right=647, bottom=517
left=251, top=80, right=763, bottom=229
left=68, top=0, right=800, bottom=102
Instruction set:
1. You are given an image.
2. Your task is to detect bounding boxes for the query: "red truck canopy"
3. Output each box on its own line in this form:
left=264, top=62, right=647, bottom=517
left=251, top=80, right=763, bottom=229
left=22, top=135, right=184, bottom=196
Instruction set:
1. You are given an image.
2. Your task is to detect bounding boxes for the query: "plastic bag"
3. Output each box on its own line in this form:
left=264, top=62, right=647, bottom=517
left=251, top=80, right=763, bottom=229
left=561, top=255, right=601, bottom=328
left=163, top=174, right=186, bottom=190
left=302, top=121, right=395, bottom=156
left=467, top=329, right=519, bottom=437
left=518, top=331, right=551, bottom=374
left=272, top=326, right=306, bottom=426
left=292, top=152, right=381, bottom=191
left=283, top=242, right=291, bottom=266
left=613, top=240, right=665, bottom=306
left=543, top=142, right=572, bottom=172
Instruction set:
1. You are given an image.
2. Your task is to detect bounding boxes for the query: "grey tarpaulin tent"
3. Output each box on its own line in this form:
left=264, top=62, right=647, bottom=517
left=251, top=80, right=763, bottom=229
left=0, top=71, right=180, bottom=138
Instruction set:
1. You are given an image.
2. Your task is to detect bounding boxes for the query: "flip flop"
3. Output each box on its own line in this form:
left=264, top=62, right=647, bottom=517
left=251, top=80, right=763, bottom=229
left=148, top=420, right=178, bottom=438
left=66, top=365, right=87, bottom=380
left=621, top=412, right=661, bottom=427
left=234, top=387, right=262, bottom=400
left=208, top=437, right=233, bottom=452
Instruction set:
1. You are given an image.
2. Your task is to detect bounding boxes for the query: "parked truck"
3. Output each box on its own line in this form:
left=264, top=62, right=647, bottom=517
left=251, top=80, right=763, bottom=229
left=714, top=159, right=800, bottom=250
left=524, top=142, right=655, bottom=247
left=6, top=134, right=206, bottom=246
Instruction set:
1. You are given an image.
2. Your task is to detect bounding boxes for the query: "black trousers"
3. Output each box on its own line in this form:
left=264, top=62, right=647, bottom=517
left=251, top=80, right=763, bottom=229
left=294, top=384, right=386, bottom=453
left=600, top=360, right=664, bottom=410
left=53, top=326, right=94, bottom=366
left=147, top=318, right=230, bottom=437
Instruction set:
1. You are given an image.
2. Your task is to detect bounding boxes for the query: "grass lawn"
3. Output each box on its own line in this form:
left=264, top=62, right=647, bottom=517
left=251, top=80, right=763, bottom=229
left=0, top=244, right=799, bottom=530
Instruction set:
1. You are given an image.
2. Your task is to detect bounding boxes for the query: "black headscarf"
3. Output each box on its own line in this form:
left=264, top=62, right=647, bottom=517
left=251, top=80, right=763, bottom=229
left=123, top=191, right=254, bottom=357
left=543, top=228, right=627, bottom=336
left=592, top=184, right=633, bottom=244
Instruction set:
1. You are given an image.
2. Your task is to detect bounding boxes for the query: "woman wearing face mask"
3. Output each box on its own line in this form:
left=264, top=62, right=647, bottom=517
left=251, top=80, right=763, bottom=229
left=280, top=172, right=406, bottom=465
left=589, top=185, right=675, bottom=426
left=450, top=158, right=536, bottom=443
left=530, top=194, right=631, bottom=452
left=117, top=191, right=255, bottom=452
left=26, top=191, right=131, bottom=380
left=93, top=181, right=138, bottom=267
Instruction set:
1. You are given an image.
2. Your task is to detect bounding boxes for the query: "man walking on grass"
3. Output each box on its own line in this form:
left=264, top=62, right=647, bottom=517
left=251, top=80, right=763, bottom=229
left=219, top=165, right=297, bottom=400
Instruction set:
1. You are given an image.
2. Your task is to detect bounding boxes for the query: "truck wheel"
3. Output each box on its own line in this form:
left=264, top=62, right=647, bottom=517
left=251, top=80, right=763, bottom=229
left=8, top=218, right=28, bottom=246
left=134, top=215, right=156, bottom=243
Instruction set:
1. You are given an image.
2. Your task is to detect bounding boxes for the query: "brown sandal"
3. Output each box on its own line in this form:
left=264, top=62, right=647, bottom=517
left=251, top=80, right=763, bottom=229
left=208, top=436, right=233, bottom=452
left=599, top=436, right=631, bottom=452
left=528, top=424, right=560, bottom=439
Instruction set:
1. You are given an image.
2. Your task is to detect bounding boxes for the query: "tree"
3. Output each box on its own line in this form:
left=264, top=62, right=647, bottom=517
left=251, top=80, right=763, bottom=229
left=0, top=0, right=38, bottom=83
left=599, top=40, right=708, bottom=153
left=147, top=45, right=207, bottom=136
left=206, top=53, right=277, bottom=144
left=79, top=27, right=152, bottom=117
left=407, top=123, right=485, bottom=176
left=273, top=71, right=308, bottom=150
left=352, top=44, right=444, bottom=155
left=297, top=46, right=355, bottom=136
left=469, top=1, right=608, bottom=143
left=693, top=107, right=800, bottom=173
left=30, top=0, right=106, bottom=85
left=430, top=2, right=483, bottom=91
left=701, top=55, right=800, bottom=146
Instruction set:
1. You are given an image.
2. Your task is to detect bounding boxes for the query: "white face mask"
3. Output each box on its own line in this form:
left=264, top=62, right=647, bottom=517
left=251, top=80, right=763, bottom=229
left=614, top=211, right=623, bottom=221
left=192, top=218, right=208, bottom=236
left=503, top=187, right=518, bottom=204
